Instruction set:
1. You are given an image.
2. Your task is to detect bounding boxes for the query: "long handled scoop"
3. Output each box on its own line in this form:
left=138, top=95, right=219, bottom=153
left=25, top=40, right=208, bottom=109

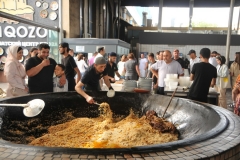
left=162, top=87, right=178, bottom=118
left=0, top=99, right=45, bottom=117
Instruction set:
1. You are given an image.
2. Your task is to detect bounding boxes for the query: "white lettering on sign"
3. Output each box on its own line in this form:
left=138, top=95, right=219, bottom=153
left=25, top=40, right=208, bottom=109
left=22, top=42, right=41, bottom=47
left=36, top=27, right=47, bottom=38
left=17, top=26, right=28, bottom=38
left=4, top=26, right=16, bottom=37
left=0, top=41, right=21, bottom=46
left=28, top=26, right=36, bottom=38
left=0, top=41, right=58, bottom=47
left=0, top=26, right=49, bottom=38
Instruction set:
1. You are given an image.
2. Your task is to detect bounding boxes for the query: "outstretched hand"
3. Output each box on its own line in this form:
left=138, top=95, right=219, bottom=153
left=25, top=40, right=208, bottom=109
left=86, top=96, right=94, bottom=104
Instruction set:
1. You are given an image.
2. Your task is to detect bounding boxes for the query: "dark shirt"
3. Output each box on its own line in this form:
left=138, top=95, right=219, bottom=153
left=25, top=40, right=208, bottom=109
left=61, top=55, right=78, bottom=91
left=151, top=61, right=158, bottom=85
left=147, top=61, right=157, bottom=85
left=81, top=65, right=108, bottom=91
left=106, top=61, right=118, bottom=83
left=61, top=55, right=77, bottom=79
left=188, top=62, right=217, bottom=102
left=173, top=58, right=185, bottom=68
left=25, top=56, right=57, bottom=93
left=184, top=58, right=190, bottom=69
left=106, top=61, right=118, bottom=78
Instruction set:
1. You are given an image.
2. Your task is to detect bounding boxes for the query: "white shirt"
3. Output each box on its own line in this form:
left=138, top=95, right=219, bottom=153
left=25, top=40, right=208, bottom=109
left=76, top=59, right=88, bottom=73
left=190, top=57, right=201, bottom=72
left=151, top=60, right=184, bottom=87
left=139, top=58, right=148, bottom=70
left=73, top=56, right=78, bottom=62
left=94, top=53, right=103, bottom=63
left=117, top=61, right=126, bottom=75
left=216, top=64, right=229, bottom=88
left=53, top=77, right=68, bottom=92
left=209, top=57, right=218, bottom=67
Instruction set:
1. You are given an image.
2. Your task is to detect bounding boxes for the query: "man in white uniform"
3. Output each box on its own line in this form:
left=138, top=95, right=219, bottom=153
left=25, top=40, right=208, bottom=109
left=139, top=53, right=148, bottom=78
left=151, top=50, right=184, bottom=95
left=188, top=49, right=201, bottom=72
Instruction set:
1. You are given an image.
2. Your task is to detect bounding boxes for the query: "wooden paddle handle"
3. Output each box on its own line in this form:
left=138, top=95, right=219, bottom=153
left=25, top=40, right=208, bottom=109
left=162, top=87, right=178, bottom=118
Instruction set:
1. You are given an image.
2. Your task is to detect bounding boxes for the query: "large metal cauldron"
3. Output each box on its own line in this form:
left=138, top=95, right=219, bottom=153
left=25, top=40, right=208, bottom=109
left=0, top=91, right=228, bottom=154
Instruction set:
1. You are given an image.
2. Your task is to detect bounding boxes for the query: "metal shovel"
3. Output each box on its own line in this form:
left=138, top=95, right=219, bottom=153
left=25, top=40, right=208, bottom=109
left=0, top=99, right=45, bottom=117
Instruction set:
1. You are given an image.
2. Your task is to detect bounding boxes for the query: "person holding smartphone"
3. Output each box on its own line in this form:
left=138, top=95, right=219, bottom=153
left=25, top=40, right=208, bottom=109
left=25, top=43, right=66, bottom=93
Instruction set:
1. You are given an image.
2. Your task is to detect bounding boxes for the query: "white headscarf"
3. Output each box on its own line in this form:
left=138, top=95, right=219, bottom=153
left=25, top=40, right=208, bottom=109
left=4, top=45, right=26, bottom=78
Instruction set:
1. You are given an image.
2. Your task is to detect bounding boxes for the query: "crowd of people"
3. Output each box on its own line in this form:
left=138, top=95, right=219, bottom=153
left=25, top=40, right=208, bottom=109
left=3, top=43, right=240, bottom=116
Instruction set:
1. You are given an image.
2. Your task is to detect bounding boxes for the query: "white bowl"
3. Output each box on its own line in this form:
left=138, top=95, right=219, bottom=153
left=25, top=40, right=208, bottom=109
left=169, top=81, right=178, bottom=90
left=179, top=77, right=190, bottom=87
left=111, top=84, right=123, bottom=91
left=166, top=74, right=178, bottom=79
left=169, top=85, right=178, bottom=90
left=164, top=78, right=179, bottom=87
left=169, top=81, right=178, bottom=86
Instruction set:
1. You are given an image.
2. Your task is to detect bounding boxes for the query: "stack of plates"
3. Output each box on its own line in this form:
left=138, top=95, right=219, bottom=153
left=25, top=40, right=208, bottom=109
left=122, top=80, right=137, bottom=92
left=138, top=78, right=152, bottom=91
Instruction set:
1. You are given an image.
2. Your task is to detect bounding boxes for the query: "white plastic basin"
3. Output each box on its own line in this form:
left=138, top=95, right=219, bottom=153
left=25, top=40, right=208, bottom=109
left=179, top=77, right=190, bottom=87
left=166, top=74, right=178, bottom=79
left=169, top=81, right=178, bottom=90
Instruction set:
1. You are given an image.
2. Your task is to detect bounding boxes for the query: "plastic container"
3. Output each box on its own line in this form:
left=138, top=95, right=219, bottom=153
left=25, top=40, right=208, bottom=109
left=164, top=78, right=179, bottom=87
left=169, top=82, right=178, bottom=90
left=111, top=84, right=123, bottom=91
left=179, top=77, right=190, bottom=87
left=166, top=74, right=178, bottom=79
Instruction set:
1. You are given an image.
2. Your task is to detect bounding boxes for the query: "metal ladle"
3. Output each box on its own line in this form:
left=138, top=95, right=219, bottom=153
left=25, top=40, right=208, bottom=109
left=0, top=99, right=45, bottom=117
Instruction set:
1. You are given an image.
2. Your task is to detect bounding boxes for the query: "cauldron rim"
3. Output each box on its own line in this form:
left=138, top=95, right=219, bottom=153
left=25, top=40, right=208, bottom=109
left=0, top=92, right=229, bottom=154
